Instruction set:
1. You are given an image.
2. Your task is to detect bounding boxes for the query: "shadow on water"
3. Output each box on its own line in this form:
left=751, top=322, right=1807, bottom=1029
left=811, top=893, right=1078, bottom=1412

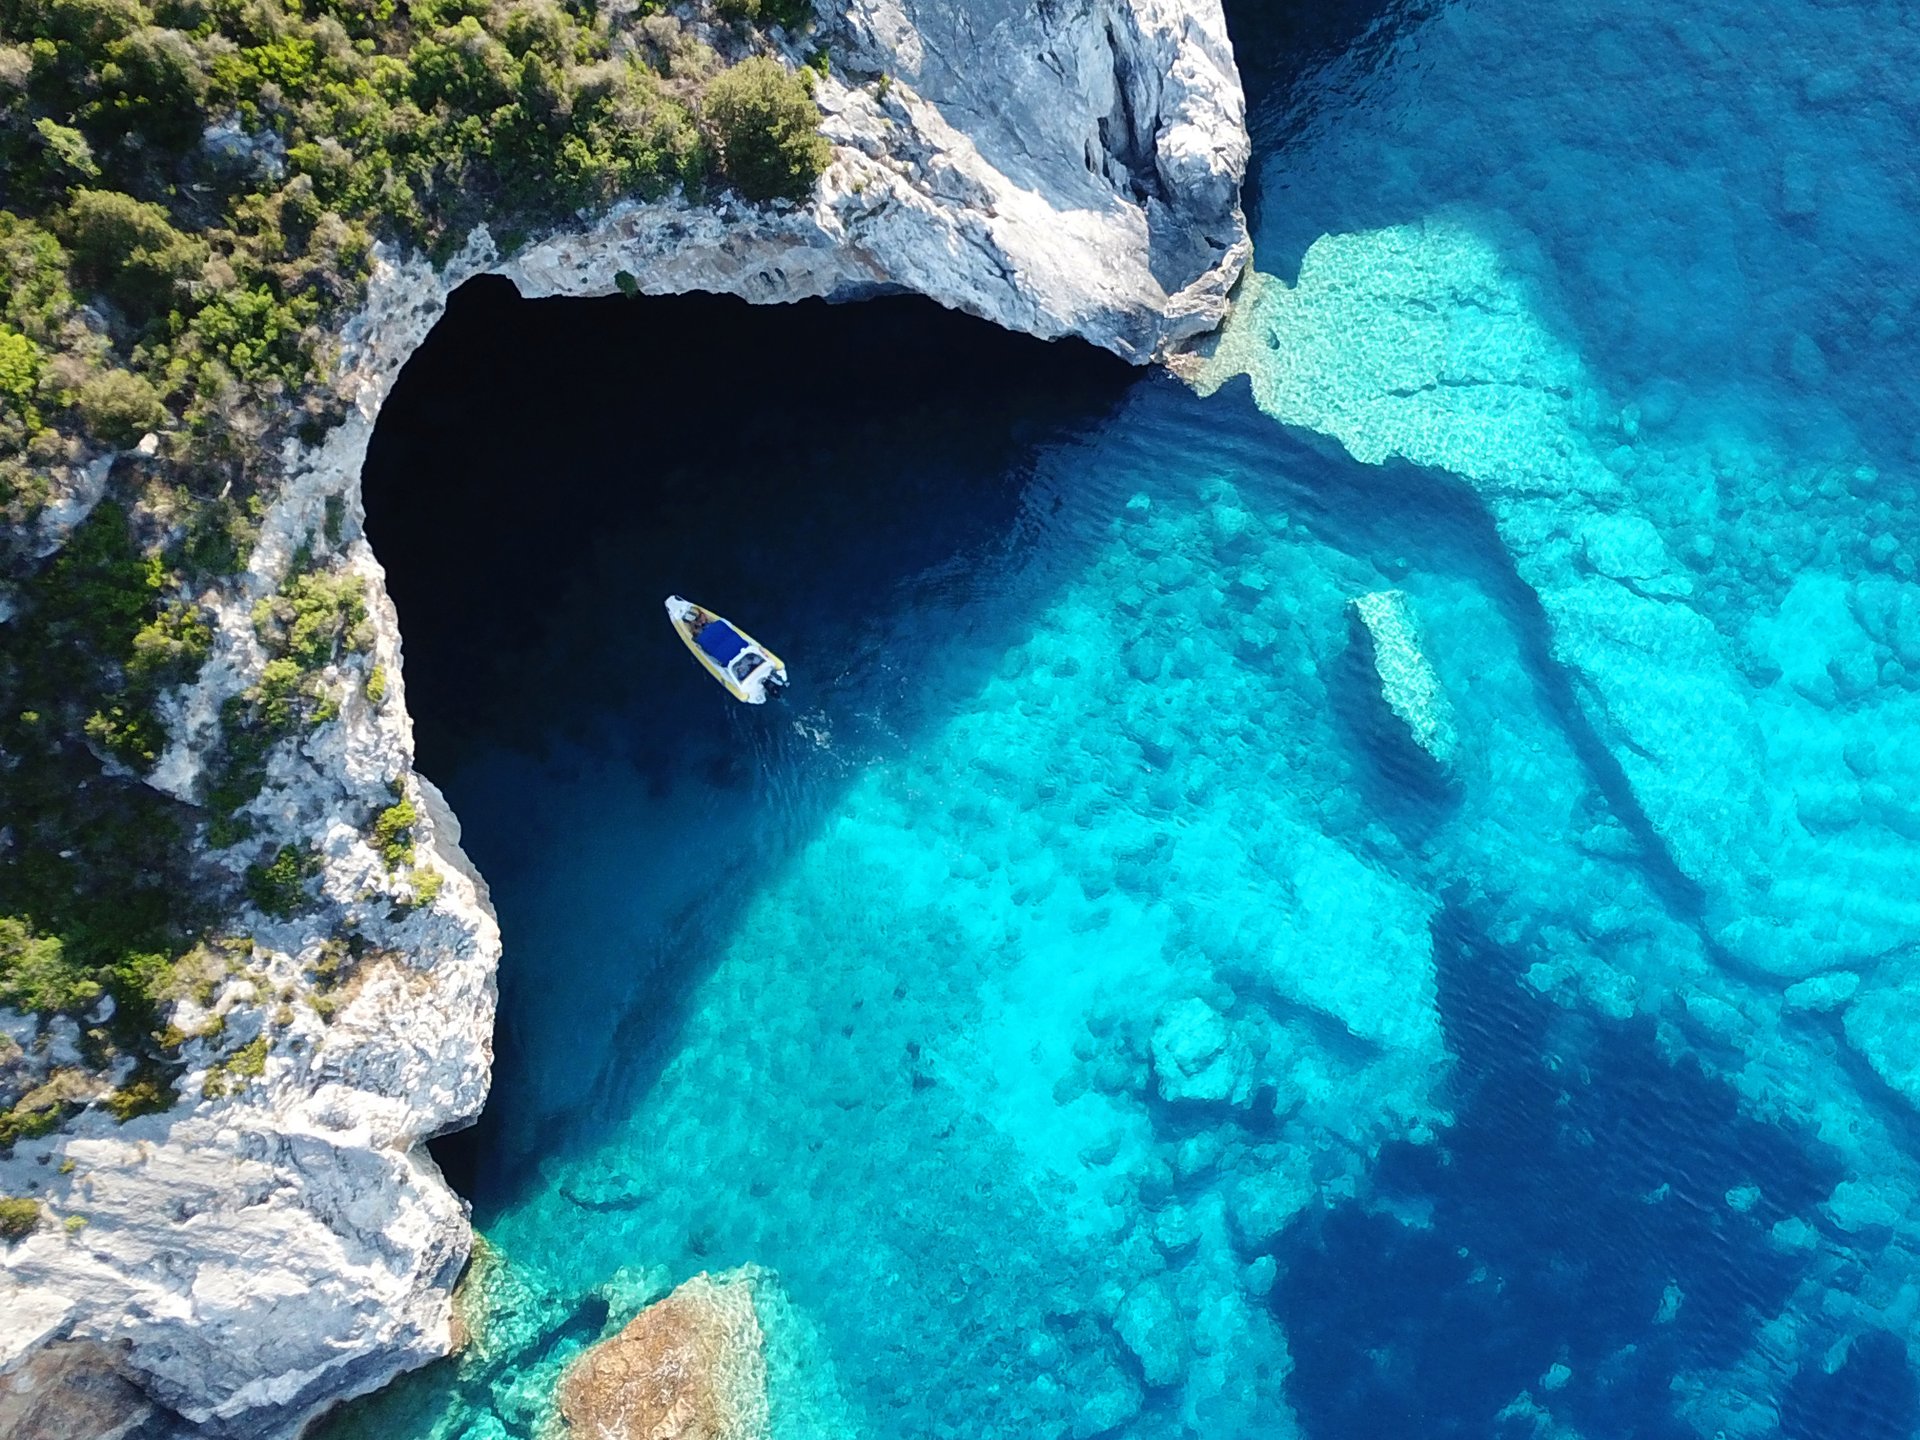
left=1214, top=403, right=1704, bottom=920
left=361, top=279, right=1135, bottom=1204
left=1271, top=908, right=1856, bottom=1440
left=1232, top=0, right=1920, bottom=474
left=1781, top=1330, right=1920, bottom=1440
left=1223, top=0, right=1444, bottom=278
left=364, top=277, right=1132, bottom=780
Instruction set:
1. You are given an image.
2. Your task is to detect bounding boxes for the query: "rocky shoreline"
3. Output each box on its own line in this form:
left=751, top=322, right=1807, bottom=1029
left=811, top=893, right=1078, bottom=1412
left=0, top=0, right=1248, bottom=1432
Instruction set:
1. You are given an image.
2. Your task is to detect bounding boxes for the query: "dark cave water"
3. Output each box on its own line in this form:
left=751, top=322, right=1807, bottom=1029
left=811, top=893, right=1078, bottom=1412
left=322, top=0, right=1920, bottom=1436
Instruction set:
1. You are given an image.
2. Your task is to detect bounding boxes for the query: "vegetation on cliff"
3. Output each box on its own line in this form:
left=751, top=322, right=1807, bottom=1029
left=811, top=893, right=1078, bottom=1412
left=705, top=55, right=828, bottom=201
left=0, top=1193, right=42, bottom=1241
left=1, top=0, right=831, bottom=515
left=0, top=0, right=833, bottom=1119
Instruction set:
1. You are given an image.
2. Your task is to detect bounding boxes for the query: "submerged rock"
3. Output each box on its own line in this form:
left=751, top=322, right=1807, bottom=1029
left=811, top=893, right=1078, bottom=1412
left=554, top=1265, right=860, bottom=1440
left=1782, top=970, right=1860, bottom=1013
left=1265, top=832, right=1443, bottom=1059
left=1112, top=1277, right=1188, bottom=1387
left=1190, top=219, right=1920, bottom=1427
left=559, top=1269, right=769, bottom=1440
left=1349, top=589, right=1459, bottom=765
left=1151, top=997, right=1253, bottom=1107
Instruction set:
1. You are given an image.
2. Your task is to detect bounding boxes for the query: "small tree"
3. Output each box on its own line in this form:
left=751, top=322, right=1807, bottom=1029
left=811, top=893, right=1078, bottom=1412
left=704, top=58, right=830, bottom=203
left=0, top=917, right=101, bottom=1016
left=60, top=190, right=207, bottom=324
left=0, top=327, right=43, bottom=429
left=77, top=369, right=165, bottom=446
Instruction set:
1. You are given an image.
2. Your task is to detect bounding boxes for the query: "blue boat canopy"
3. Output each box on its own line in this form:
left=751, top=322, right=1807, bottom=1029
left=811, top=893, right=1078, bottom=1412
left=697, top=619, right=750, bottom=667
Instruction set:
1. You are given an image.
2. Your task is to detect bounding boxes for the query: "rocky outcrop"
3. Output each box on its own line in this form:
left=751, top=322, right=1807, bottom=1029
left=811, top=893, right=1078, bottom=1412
left=510, top=0, right=1249, bottom=361
left=553, top=1265, right=859, bottom=1440
left=0, top=1339, right=165, bottom=1440
left=1, top=439, right=498, bottom=1433
left=0, top=744, right=498, bottom=1435
left=0, top=1, right=1248, bottom=1434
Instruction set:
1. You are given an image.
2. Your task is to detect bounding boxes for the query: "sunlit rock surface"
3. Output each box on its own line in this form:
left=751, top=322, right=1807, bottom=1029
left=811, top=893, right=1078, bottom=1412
left=511, top=0, right=1249, bottom=361
left=0, top=544, right=498, bottom=1435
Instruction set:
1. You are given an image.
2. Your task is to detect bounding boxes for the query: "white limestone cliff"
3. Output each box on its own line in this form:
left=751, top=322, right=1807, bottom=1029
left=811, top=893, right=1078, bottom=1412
left=0, top=0, right=1248, bottom=1434
left=451, top=0, right=1250, bottom=359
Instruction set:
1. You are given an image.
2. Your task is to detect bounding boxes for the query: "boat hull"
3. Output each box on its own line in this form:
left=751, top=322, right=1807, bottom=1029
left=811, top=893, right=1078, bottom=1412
left=665, top=596, right=787, bottom=703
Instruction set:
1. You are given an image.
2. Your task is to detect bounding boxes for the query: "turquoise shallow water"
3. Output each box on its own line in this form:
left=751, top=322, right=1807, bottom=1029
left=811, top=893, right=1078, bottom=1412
left=331, top=1, right=1920, bottom=1436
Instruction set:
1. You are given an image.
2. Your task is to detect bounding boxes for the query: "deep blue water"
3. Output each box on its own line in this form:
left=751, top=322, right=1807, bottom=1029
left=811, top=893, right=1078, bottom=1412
left=326, top=2, right=1920, bottom=1437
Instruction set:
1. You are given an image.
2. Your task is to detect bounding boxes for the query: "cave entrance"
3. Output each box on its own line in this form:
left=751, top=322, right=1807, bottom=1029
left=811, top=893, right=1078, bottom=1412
left=358, top=277, right=1133, bottom=1198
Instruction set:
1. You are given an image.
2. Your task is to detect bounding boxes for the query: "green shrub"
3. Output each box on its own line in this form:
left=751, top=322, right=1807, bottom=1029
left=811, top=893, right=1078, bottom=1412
left=217, top=568, right=369, bottom=780
left=90, top=25, right=208, bottom=147
left=186, top=284, right=322, bottom=388
left=59, top=189, right=208, bottom=324
left=253, top=570, right=369, bottom=669
left=0, top=216, right=74, bottom=344
left=37, top=0, right=146, bottom=50
left=715, top=0, right=814, bottom=29
left=202, top=1033, right=269, bottom=1098
left=244, top=844, right=315, bottom=919
left=76, top=369, right=166, bottom=446
left=0, top=1094, right=72, bottom=1149
left=37, top=500, right=161, bottom=656
left=307, top=933, right=351, bottom=988
left=410, top=867, right=443, bottom=906
left=102, top=1065, right=177, bottom=1120
left=703, top=57, right=829, bottom=202
left=83, top=702, right=168, bottom=767
left=33, top=116, right=100, bottom=177
left=230, top=1033, right=267, bottom=1077
left=0, top=327, right=45, bottom=428
left=28, top=501, right=202, bottom=771
left=183, top=495, right=258, bottom=577
left=128, top=601, right=212, bottom=689
left=0, top=916, right=101, bottom=1014
left=0, top=1197, right=41, bottom=1243
left=372, top=796, right=415, bottom=869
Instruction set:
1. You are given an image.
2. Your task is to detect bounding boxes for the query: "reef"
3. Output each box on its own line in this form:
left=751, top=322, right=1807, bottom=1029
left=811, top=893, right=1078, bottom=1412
left=1195, top=220, right=1920, bottom=1434
left=558, top=1269, right=769, bottom=1440
left=0, top=0, right=1250, bottom=1433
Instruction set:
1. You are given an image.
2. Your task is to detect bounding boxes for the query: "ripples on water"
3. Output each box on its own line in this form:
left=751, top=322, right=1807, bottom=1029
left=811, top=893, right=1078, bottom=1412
left=325, top=1, right=1920, bottom=1436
